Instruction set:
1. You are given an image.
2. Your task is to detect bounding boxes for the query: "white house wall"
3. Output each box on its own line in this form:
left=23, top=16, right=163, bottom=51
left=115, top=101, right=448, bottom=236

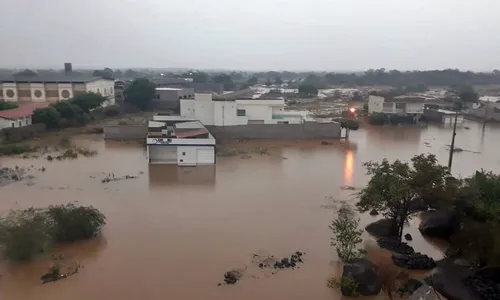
left=30, top=83, right=46, bottom=102
left=213, top=101, right=247, bottom=126
left=85, top=79, right=115, bottom=105
left=368, top=95, right=384, bottom=113
left=406, top=103, right=424, bottom=114
left=0, top=116, right=32, bottom=129
left=2, top=83, right=17, bottom=102
left=194, top=99, right=215, bottom=125
left=180, top=99, right=196, bottom=118
left=237, top=104, right=272, bottom=123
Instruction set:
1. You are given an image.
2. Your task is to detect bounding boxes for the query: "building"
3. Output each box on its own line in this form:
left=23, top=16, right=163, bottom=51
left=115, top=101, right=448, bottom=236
left=467, top=102, right=500, bottom=122
left=180, top=92, right=304, bottom=125
left=368, top=95, right=425, bottom=116
left=146, top=115, right=215, bottom=166
left=114, top=80, right=126, bottom=105
left=423, top=108, right=464, bottom=124
left=0, top=102, right=49, bottom=129
left=152, top=77, right=224, bottom=94
left=152, top=87, right=194, bottom=110
left=0, top=64, right=115, bottom=106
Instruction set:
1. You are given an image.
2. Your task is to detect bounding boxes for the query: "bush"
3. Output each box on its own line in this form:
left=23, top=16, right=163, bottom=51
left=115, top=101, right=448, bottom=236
left=0, top=208, right=53, bottom=261
left=0, top=101, right=18, bottom=111
left=0, top=204, right=106, bottom=261
left=330, top=206, right=365, bottom=262
left=327, top=275, right=359, bottom=296
left=70, top=92, right=107, bottom=112
left=47, top=203, right=106, bottom=242
left=33, top=107, right=61, bottom=129
left=103, top=105, right=122, bottom=117
left=0, top=144, right=38, bottom=156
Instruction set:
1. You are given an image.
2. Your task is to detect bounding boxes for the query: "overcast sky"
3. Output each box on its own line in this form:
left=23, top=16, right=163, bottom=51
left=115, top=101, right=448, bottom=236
left=2, top=0, right=499, bottom=71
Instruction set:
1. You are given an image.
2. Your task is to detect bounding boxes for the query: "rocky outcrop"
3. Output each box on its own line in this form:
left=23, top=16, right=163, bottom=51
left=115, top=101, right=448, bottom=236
left=425, top=258, right=481, bottom=300
left=365, top=219, right=397, bottom=238
left=377, top=238, right=415, bottom=255
left=392, top=253, right=436, bottom=270
left=419, top=210, right=459, bottom=240
left=341, top=258, right=382, bottom=296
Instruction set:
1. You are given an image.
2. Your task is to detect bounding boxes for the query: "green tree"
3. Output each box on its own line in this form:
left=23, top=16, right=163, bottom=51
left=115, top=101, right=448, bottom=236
left=14, top=69, right=38, bottom=76
left=124, top=78, right=156, bottom=110
left=212, top=73, right=235, bottom=91
left=274, top=76, right=283, bottom=85
left=47, top=203, right=106, bottom=242
left=32, top=107, right=61, bottom=129
left=458, top=86, right=479, bottom=104
left=0, top=101, right=18, bottom=111
left=330, top=206, right=365, bottom=262
left=265, top=78, right=273, bottom=86
left=182, top=70, right=209, bottom=83
left=52, top=101, right=84, bottom=119
left=247, top=76, right=258, bottom=86
left=70, top=92, right=107, bottom=112
left=357, top=154, right=449, bottom=240
left=298, top=84, right=318, bottom=96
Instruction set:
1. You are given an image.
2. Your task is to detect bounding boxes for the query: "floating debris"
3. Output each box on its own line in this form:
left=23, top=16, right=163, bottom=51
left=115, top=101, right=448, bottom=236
left=100, top=173, right=140, bottom=183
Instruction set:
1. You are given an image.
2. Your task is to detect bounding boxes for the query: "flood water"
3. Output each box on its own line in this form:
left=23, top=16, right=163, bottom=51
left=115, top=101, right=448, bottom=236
left=1, top=121, right=500, bottom=300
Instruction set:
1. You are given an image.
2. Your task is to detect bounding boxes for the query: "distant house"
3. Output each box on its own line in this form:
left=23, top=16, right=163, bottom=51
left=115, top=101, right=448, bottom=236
left=467, top=102, right=500, bottom=122
left=0, top=102, right=49, bottom=129
left=368, top=95, right=425, bottom=116
left=423, top=108, right=464, bottom=124
left=153, top=87, right=194, bottom=110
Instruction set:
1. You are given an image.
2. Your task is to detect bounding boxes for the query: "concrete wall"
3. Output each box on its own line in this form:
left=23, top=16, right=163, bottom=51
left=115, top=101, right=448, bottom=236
left=206, top=122, right=341, bottom=140
left=368, top=95, right=384, bottom=113
left=103, top=125, right=148, bottom=140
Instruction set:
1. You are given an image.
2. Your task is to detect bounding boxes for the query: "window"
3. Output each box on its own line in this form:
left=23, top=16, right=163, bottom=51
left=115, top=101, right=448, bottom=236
left=61, top=90, right=70, bottom=98
left=11, top=123, right=14, bottom=128
left=18, top=120, right=22, bottom=127
left=110, top=87, right=113, bottom=94
left=182, top=152, right=186, bottom=156
left=5, top=89, right=14, bottom=98
left=395, top=102, right=406, bottom=109
left=34, top=90, right=42, bottom=98
left=104, top=88, right=107, bottom=95
left=97, top=88, right=100, bottom=94
left=237, top=109, right=246, bottom=116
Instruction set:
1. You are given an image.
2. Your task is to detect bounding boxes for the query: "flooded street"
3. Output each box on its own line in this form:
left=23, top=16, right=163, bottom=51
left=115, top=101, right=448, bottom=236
left=1, top=121, right=500, bottom=300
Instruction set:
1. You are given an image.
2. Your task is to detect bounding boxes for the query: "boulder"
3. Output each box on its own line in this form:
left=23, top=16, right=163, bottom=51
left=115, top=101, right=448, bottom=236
left=365, top=219, right=398, bottom=238
left=369, top=209, right=379, bottom=216
left=476, top=266, right=500, bottom=283
left=419, top=210, right=459, bottom=240
left=341, top=258, right=382, bottom=296
left=404, top=233, right=413, bottom=241
left=425, top=258, right=481, bottom=300
left=400, top=278, right=423, bottom=295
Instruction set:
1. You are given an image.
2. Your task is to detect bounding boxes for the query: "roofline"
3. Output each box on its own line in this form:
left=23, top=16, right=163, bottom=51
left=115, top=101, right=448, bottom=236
left=0, top=77, right=113, bottom=84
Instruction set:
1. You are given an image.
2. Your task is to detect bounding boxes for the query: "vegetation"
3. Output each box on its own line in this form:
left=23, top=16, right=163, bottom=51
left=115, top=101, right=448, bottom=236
left=0, top=144, right=38, bottom=156
left=0, top=101, right=18, bottom=111
left=181, top=70, right=209, bottom=83
left=298, top=84, right=318, bottom=97
left=124, top=78, right=156, bottom=110
left=33, top=106, right=61, bottom=129
left=70, top=92, right=107, bottom=112
left=212, top=73, right=235, bottom=91
left=0, top=204, right=106, bottom=261
left=357, top=154, right=448, bottom=240
left=330, top=206, right=365, bottom=262
left=327, top=275, right=360, bottom=296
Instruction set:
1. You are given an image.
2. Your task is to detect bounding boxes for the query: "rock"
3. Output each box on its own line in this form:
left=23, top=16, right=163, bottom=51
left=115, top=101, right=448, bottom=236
left=405, top=233, right=413, bottom=241
left=341, top=258, right=382, bottom=296
left=365, top=219, right=398, bottom=238
left=419, top=210, right=459, bottom=240
left=369, top=209, right=379, bottom=216
left=408, top=197, right=428, bottom=212
left=476, top=266, right=500, bottom=283
left=392, top=253, right=436, bottom=270
left=403, top=278, right=423, bottom=294
left=426, top=258, right=482, bottom=300
left=377, top=238, right=415, bottom=255
left=464, top=275, right=500, bottom=300
left=224, top=270, right=242, bottom=284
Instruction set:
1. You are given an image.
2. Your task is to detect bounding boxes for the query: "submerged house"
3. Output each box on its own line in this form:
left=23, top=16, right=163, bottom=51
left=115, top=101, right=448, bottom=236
left=368, top=95, right=425, bottom=121
left=146, top=115, right=215, bottom=166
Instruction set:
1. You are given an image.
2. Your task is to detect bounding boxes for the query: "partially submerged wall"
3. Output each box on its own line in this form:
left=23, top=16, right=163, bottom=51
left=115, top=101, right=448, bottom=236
left=103, top=125, right=148, bottom=140
left=206, top=122, right=342, bottom=140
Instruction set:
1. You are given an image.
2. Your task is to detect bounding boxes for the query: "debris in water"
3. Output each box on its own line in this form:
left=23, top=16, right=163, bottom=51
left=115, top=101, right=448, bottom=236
left=40, top=262, right=82, bottom=284
left=100, top=173, right=140, bottom=183
left=340, top=185, right=357, bottom=190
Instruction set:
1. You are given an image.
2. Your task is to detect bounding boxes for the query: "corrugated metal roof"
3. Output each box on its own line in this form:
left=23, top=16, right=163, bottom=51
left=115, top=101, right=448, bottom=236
left=0, top=74, right=108, bottom=83
left=175, top=128, right=209, bottom=138
left=0, top=102, right=50, bottom=120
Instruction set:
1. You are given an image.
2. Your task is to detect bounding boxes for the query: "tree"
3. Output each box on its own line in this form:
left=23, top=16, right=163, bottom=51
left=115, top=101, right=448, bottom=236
left=357, top=154, right=449, bottom=240
left=212, top=73, right=235, bottom=91
left=274, top=76, right=283, bottom=85
left=352, top=91, right=363, bottom=101
left=52, top=101, right=84, bottom=119
left=70, top=92, right=107, bottom=112
left=298, top=84, right=318, bottom=96
left=182, top=70, right=209, bottom=83
left=14, top=69, right=37, bottom=76
left=47, top=203, right=106, bottom=242
left=458, top=86, right=479, bottom=104
left=124, top=78, right=156, bottom=110
left=265, top=78, right=273, bottom=86
left=32, top=107, right=61, bottom=129
left=247, top=76, right=258, bottom=86
left=92, top=68, right=114, bottom=79
left=330, top=206, right=365, bottom=262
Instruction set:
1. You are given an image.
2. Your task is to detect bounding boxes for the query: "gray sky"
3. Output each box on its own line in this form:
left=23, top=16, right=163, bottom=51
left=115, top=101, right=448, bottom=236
left=2, top=0, right=500, bottom=71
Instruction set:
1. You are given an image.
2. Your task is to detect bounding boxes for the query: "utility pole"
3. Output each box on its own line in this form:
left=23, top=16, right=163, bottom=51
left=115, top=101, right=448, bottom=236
left=447, top=111, right=459, bottom=171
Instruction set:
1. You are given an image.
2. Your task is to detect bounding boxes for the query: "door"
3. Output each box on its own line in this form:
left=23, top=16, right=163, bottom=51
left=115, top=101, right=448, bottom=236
left=148, top=145, right=177, bottom=164
left=196, top=147, right=215, bottom=165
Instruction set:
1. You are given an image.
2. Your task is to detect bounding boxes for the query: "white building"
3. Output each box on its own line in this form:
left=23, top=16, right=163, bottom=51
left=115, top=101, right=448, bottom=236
left=180, top=92, right=304, bottom=125
left=423, top=109, right=465, bottom=124
left=0, top=102, right=50, bottom=129
left=146, top=115, right=215, bottom=166
left=368, top=95, right=425, bottom=115
left=0, top=70, right=115, bottom=106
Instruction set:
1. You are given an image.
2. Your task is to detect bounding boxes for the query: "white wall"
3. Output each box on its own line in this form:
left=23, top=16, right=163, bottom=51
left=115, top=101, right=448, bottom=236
left=406, top=103, right=424, bottom=114
left=368, top=95, right=384, bottom=113
left=86, top=79, right=115, bottom=105
left=213, top=101, right=247, bottom=126
left=194, top=95, right=215, bottom=125
left=180, top=99, right=195, bottom=117
left=2, top=83, right=17, bottom=102
left=30, top=83, right=46, bottom=102
left=0, top=116, right=31, bottom=129
left=58, top=83, right=73, bottom=101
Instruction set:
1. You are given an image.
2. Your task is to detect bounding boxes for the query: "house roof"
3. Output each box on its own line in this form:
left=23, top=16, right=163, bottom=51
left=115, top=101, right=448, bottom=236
left=0, top=102, right=50, bottom=120
left=175, top=128, right=209, bottom=138
left=0, top=74, right=110, bottom=83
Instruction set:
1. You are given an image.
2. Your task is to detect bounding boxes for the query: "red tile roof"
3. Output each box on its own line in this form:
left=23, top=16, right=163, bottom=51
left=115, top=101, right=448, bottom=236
left=175, top=128, right=209, bottom=138
left=0, top=102, right=50, bottom=120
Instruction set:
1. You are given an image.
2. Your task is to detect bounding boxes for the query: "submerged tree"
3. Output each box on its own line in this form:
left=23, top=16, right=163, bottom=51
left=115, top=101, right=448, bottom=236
left=124, top=78, right=156, bottom=110
left=330, top=206, right=365, bottom=262
left=357, top=154, right=449, bottom=240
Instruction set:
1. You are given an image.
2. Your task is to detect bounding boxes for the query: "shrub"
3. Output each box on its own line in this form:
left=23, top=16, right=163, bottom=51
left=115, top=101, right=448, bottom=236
left=327, top=275, right=359, bottom=296
left=330, top=206, right=365, bottom=262
left=33, top=107, right=61, bottom=129
left=0, top=101, right=18, bottom=111
left=47, top=204, right=106, bottom=242
left=0, top=144, right=38, bottom=156
left=0, top=208, right=53, bottom=261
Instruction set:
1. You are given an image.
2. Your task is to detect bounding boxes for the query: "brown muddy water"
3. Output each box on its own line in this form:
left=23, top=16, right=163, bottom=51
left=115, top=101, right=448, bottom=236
left=1, top=121, right=500, bottom=300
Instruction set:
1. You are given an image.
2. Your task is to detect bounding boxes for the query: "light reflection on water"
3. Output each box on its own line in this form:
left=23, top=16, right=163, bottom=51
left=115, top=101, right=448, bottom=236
left=0, top=120, right=499, bottom=300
